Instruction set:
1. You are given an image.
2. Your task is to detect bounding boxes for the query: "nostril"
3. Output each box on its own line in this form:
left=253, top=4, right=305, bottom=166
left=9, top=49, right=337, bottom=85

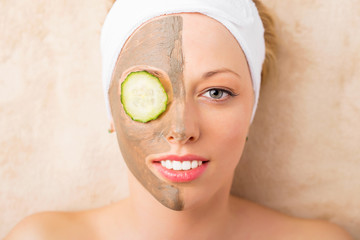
left=166, top=129, right=198, bottom=144
left=166, top=135, right=196, bottom=144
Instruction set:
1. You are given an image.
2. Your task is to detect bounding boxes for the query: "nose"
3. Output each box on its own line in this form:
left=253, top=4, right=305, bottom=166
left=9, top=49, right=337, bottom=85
left=165, top=100, right=200, bottom=145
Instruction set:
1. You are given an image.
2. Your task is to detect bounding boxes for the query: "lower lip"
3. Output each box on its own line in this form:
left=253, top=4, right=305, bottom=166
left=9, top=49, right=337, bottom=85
left=152, top=162, right=208, bottom=183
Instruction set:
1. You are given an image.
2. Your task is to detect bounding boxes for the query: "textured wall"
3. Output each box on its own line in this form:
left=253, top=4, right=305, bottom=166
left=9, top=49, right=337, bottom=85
left=232, top=0, right=360, bottom=238
left=0, top=0, right=359, bottom=239
left=0, top=0, right=129, bottom=237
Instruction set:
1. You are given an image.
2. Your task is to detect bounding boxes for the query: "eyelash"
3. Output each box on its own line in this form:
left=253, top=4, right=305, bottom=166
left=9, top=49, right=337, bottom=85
left=201, top=88, right=237, bottom=101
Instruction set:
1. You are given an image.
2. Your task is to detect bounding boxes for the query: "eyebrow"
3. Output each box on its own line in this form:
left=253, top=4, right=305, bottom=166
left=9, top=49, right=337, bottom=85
left=202, top=68, right=241, bottom=80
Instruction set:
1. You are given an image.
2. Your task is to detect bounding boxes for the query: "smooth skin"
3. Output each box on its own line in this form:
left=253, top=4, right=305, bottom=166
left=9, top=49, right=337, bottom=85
left=5, top=14, right=353, bottom=240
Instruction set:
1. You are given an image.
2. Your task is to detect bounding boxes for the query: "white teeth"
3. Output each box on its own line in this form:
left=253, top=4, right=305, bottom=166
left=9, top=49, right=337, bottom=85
left=160, top=160, right=205, bottom=170
left=182, top=161, right=191, bottom=170
left=191, top=160, right=198, bottom=169
left=173, top=161, right=182, bottom=170
left=165, top=160, right=172, bottom=169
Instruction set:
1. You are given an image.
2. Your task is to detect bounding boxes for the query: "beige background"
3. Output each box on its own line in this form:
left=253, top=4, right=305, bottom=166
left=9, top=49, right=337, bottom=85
left=0, top=0, right=359, bottom=239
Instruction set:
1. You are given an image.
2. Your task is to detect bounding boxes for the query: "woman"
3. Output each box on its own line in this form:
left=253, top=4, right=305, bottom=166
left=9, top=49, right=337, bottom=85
left=5, top=0, right=353, bottom=239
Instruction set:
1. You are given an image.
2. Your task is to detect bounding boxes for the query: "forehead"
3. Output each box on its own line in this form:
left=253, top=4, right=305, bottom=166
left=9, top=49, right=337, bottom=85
left=181, top=14, right=248, bottom=80
left=113, top=15, right=182, bottom=73
left=111, top=13, right=247, bottom=84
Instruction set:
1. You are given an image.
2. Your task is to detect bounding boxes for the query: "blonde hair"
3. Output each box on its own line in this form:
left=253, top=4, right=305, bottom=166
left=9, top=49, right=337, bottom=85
left=253, top=0, right=278, bottom=84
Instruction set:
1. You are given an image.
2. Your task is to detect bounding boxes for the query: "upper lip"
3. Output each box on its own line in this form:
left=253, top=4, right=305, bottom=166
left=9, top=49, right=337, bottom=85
left=150, top=154, right=209, bottom=163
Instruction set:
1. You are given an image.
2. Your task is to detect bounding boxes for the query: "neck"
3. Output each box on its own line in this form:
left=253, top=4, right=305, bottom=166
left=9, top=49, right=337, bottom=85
left=126, top=173, right=233, bottom=240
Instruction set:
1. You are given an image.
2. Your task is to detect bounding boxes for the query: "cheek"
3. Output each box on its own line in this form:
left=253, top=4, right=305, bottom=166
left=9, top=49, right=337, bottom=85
left=200, top=105, right=250, bottom=161
left=117, top=119, right=169, bottom=156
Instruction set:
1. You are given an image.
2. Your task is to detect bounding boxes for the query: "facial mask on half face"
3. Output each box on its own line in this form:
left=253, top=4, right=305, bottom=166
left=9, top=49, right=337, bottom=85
left=108, top=16, right=186, bottom=210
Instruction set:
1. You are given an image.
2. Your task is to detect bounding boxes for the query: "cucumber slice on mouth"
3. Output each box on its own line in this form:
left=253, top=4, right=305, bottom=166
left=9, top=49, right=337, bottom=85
left=121, top=71, right=168, bottom=123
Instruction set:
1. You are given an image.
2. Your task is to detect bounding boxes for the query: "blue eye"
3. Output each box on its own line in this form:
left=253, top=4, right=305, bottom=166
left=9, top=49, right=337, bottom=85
left=202, top=88, right=235, bottom=100
left=209, top=89, right=226, bottom=99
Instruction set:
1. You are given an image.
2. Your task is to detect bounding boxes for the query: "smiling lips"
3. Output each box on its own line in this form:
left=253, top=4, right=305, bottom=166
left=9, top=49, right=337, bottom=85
left=152, top=154, right=208, bottom=183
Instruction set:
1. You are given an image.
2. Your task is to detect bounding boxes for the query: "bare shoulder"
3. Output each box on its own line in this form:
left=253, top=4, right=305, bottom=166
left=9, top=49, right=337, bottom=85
left=5, top=199, right=131, bottom=240
left=4, top=211, right=96, bottom=240
left=292, top=218, right=354, bottom=240
left=229, top=196, right=353, bottom=240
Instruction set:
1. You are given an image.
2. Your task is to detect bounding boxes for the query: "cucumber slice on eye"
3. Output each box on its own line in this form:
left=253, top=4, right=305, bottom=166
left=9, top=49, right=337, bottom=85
left=121, top=71, right=168, bottom=123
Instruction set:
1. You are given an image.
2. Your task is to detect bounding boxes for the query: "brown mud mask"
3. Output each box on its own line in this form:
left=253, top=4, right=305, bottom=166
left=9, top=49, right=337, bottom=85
left=109, top=16, right=185, bottom=210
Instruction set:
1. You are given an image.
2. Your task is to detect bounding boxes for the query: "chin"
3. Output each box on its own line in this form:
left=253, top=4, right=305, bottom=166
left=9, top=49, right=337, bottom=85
left=177, top=176, right=234, bottom=212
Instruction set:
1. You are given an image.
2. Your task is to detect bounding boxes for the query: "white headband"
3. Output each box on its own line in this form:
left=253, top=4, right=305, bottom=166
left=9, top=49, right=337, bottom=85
left=101, top=0, right=265, bottom=122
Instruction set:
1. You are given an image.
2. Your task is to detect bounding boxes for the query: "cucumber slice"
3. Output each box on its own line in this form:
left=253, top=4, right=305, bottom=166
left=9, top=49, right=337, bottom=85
left=121, top=71, right=168, bottom=123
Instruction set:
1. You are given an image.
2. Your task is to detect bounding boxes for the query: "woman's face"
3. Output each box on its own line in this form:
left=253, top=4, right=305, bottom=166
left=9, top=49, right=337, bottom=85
left=109, top=14, right=254, bottom=210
